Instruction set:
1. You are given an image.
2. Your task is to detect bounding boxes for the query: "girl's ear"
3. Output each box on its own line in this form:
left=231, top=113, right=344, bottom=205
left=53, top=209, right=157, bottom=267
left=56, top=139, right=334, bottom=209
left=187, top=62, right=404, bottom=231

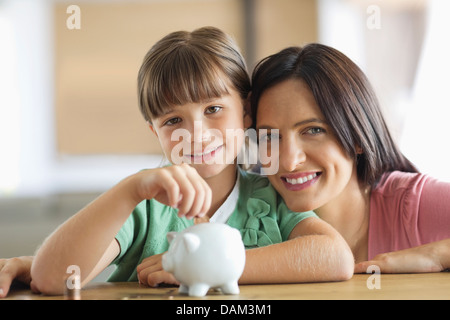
left=148, top=122, right=158, bottom=137
left=243, top=93, right=252, bottom=129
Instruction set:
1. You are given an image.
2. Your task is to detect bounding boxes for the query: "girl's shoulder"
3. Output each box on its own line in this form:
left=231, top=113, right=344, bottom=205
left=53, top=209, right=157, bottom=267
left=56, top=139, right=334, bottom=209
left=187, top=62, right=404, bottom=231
left=238, top=169, right=276, bottom=198
left=239, top=169, right=270, bottom=184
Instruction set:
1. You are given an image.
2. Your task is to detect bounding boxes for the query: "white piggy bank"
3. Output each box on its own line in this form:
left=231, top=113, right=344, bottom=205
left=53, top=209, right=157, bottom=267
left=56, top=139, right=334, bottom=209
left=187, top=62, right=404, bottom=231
left=162, top=223, right=246, bottom=297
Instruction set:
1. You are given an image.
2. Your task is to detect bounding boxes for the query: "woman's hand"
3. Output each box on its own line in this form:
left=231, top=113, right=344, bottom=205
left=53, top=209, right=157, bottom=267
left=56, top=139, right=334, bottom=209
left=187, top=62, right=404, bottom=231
left=355, top=239, right=450, bottom=273
left=136, top=253, right=179, bottom=287
left=0, top=256, right=36, bottom=298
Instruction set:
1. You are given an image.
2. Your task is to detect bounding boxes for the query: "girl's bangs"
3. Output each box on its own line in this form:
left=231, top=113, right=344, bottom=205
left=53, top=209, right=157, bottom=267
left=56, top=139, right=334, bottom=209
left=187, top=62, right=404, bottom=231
left=145, top=56, right=230, bottom=119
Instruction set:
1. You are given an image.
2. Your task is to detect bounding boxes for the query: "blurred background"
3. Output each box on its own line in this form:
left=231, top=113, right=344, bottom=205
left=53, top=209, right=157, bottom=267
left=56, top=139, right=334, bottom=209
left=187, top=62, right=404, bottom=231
left=1, top=0, right=449, bottom=267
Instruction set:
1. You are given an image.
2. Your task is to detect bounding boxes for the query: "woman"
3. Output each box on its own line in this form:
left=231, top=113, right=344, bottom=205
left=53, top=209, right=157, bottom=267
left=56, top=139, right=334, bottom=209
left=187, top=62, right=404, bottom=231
left=251, top=44, right=450, bottom=273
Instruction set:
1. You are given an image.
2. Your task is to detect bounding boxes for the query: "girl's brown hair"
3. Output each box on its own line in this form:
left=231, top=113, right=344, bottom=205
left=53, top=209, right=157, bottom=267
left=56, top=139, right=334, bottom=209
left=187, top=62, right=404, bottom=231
left=138, top=26, right=250, bottom=122
left=251, top=44, right=417, bottom=187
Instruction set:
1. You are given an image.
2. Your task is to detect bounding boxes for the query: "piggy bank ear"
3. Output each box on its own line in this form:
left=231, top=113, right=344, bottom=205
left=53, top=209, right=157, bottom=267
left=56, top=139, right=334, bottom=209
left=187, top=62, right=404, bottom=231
left=167, top=232, right=177, bottom=244
left=182, top=233, right=201, bottom=253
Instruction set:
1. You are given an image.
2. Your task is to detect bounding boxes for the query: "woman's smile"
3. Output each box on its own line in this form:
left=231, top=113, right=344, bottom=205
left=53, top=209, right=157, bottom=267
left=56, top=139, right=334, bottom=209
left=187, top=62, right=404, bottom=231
left=281, top=171, right=321, bottom=191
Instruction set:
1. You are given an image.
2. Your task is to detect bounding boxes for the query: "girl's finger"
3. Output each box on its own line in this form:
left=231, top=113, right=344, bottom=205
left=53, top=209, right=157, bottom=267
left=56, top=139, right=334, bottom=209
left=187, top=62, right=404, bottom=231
left=200, top=176, right=212, bottom=217
left=171, top=166, right=197, bottom=217
left=146, top=270, right=179, bottom=288
left=183, top=168, right=208, bottom=219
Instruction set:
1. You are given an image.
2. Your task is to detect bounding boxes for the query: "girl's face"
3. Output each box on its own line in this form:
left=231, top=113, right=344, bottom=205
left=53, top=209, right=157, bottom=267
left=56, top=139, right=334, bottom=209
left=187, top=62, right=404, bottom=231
left=150, top=85, right=250, bottom=180
left=256, top=79, right=357, bottom=213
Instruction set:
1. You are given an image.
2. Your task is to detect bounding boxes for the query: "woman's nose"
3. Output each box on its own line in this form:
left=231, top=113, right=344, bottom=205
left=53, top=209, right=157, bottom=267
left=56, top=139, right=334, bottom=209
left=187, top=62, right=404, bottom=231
left=280, top=136, right=306, bottom=172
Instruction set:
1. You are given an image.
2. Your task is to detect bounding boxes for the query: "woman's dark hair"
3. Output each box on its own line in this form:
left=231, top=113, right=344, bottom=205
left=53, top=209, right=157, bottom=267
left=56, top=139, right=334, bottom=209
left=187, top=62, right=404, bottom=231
left=251, top=44, right=417, bottom=187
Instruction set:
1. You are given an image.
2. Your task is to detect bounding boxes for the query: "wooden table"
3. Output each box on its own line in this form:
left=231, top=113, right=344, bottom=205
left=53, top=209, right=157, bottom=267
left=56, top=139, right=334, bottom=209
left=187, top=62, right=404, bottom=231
left=5, top=273, right=450, bottom=300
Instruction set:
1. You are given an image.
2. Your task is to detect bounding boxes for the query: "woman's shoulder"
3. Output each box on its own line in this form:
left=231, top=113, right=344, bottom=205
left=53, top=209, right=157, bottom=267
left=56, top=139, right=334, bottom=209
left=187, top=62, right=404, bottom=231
left=368, top=171, right=450, bottom=259
left=373, top=170, right=429, bottom=196
left=370, top=171, right=430, bottom=230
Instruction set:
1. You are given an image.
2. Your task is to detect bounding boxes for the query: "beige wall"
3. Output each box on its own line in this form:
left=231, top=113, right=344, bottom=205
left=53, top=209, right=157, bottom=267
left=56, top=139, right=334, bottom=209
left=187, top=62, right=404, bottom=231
left=253, top=0, right=318, bottom=65
left=54, top=0, right=318, bottom=155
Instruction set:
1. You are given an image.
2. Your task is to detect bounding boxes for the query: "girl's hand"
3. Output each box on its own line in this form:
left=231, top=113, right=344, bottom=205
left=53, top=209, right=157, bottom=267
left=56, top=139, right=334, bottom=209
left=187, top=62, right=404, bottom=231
left=0, top=256, right=37, bottom=298
left=135, top=164, right=212, bottom=219
left=136, top=253, right=179, bottom=287
left=354, top=240, right=449, bottom=274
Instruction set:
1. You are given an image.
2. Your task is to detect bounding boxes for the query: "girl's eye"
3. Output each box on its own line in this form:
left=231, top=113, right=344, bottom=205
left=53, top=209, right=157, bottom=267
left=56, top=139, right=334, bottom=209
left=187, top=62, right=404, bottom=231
left=163, top=117, right=181, bottom=126
left=205, top=105, right=222, bottom=114
left=305, top=127, right=325, bottom=135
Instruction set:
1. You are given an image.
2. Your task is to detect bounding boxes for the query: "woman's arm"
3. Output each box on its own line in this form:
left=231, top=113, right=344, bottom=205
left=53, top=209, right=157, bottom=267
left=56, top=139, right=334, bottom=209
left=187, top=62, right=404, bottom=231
left=355, top=238, right=450, bottom=273
left=136, top=216, right=354, bottom=287
left=355, top=176, right=450, bottom=274
left=240, top=217, right=354, bottom=283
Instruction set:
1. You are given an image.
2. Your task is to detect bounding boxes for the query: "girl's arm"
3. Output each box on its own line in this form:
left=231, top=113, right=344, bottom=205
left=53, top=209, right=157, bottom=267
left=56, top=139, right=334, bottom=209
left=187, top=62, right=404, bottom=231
left=240, top=216, right=354, bottom=283
left=31, top=178, right=137, bottom=295
left=0, top=256, right=34, bottom=298
left=31, top=164, right=211, bottom=295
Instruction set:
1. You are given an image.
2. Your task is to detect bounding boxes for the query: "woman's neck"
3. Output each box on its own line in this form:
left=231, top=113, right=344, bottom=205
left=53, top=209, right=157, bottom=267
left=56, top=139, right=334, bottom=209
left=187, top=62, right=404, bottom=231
left=315, top=174, right=371, bottom=262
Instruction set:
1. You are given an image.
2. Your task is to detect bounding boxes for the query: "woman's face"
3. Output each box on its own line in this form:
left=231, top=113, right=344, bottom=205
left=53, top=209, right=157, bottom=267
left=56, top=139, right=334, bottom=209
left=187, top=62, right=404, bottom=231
left=256, top=78, right=357, bottom=213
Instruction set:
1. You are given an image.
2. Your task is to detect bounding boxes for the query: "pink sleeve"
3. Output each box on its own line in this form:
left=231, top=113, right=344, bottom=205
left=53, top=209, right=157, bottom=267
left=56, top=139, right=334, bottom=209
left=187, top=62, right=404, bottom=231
left=368, top=172, right=450, bottom=260
left=418, top=176, right=450, bottom=243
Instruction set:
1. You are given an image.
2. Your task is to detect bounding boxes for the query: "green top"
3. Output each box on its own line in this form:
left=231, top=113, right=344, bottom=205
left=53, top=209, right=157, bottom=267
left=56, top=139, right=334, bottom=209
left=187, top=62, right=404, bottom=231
left=108, top=169, right=317, bottom=281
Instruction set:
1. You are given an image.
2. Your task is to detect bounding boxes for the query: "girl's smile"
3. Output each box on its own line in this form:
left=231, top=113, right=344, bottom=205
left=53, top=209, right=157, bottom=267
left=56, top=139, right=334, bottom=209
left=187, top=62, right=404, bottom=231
left=184, top=144, right=224, bottom=164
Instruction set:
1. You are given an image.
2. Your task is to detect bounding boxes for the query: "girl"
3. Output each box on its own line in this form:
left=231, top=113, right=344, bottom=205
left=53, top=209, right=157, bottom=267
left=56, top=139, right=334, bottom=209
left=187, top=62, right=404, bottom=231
left=251, top=44, right=450, bottom=273
left=10, top=29, right=352, bottom=296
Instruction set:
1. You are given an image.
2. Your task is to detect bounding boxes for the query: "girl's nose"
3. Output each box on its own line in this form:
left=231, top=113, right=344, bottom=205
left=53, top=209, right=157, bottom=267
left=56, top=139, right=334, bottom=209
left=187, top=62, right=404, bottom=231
left=192, top=120, right=212, bottom=143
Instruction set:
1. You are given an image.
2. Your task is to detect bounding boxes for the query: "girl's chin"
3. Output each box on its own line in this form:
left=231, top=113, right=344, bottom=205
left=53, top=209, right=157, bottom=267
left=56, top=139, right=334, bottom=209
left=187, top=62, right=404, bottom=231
left=192, top=163, right=233, bottom=179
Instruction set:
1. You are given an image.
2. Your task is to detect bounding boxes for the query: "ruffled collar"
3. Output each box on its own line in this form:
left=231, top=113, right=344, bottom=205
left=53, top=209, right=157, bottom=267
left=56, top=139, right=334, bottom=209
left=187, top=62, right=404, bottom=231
left=233, top=170, right=282, bottom=248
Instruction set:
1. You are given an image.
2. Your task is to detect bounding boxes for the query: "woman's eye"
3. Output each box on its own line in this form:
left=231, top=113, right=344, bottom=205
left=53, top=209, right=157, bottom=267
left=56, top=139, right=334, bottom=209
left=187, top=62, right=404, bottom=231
left=163, top=117, right=181, bottom=126
left=205, top=105, right=222, bottom=114
left=305, top=127, right=325, bottom=135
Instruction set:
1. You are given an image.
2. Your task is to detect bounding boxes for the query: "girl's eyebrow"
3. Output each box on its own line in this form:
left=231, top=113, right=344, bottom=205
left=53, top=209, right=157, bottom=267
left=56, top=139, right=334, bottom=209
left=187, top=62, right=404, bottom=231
left=201, top=95, right=230, bottom=105
left=159, top=96, right=229, bottom=117
left=151, top=110, right=174, bottom=122
left=257, top=118, right=326, bottom=130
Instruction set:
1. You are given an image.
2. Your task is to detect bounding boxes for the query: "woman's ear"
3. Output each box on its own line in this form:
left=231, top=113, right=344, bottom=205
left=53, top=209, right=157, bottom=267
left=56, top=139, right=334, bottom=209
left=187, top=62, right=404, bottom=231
left=243, top=93, right=253, bottom=129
